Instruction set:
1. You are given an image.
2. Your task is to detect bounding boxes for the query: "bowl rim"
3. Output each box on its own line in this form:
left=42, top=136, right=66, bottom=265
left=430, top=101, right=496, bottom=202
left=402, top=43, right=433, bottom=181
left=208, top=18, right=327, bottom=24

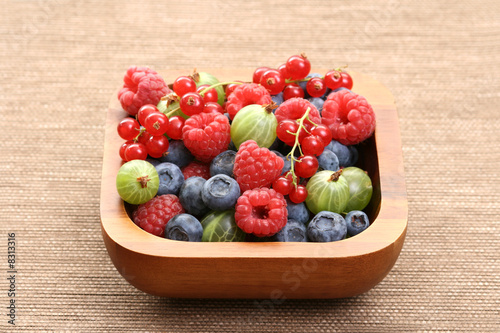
left=100, top=69, right=407, bottom=261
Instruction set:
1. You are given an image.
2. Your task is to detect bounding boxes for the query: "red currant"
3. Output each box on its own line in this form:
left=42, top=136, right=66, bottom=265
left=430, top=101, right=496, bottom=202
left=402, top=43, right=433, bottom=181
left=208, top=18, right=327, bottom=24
left=340, top=71, right=353, bottom=90
left=294, top=155, right=318, bottom=178
left=143, top=112, right=169, bottom=136
left=165, top=116, right=185, bottom=140
left=146, top=135, right=169, bottom=157
left=289, top=184, right=308, bottom=203
left=225, top=82, right=243, bottom=98
left=137, top=104, right=160, bottom=125
left=173, top=76, right=197, bottom=97
left=260, top=69, right=286, bottom=95
left=119, top=140, right=134, bottom=160
left=306, top=77, right=327, bottom=98
left=180, top=92, right=204, bottom=116
left=272, top=176, right=293, bottom=196
left=277, top=63, right=290, bottom=80
left=203, top=102, right=224, bottom=114
left=124, top=142, right=148, bottom=161
left=301, top=135, right=325, bottom=156
left=197, top=85, right=218, bottom=103
left=283, top=83, right=305, bottom=100
left=285, top=54, right=311, bottom=80
left=253, top=67, right=271, bottom=84
left=276, top=120, right=299, bottom=145
left=117, top=117, right=140, bottom=140
left=137, top=130, right=151, bottom=146
left=311, top=124, right=332, bottom=146
left=324, top=70, right=343, bottom=90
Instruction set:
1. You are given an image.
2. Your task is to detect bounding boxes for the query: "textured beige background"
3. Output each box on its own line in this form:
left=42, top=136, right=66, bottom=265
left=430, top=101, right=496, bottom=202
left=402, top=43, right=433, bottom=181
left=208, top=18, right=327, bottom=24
left=1, top=0, right=499, bottom=331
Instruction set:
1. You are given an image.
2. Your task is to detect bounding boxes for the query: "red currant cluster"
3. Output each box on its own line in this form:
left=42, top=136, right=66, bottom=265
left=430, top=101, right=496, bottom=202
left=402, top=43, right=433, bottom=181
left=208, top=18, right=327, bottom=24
left=173, top=74, right=225, bottom=116
left=252, top=53, right=353, bottom=101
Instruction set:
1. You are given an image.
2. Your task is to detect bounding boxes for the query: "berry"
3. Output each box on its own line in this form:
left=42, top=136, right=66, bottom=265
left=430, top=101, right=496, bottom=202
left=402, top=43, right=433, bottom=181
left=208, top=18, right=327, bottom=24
left=307, top=97, right=325, bottom=114
left=306, top=77, right=327, bottom=98
left=310, top=124, right=332, bottom=146
left=275, top=98, right=321, bottom=128
left=233, top=140, right=284, bottom=192
left=202, top=174, right=241, bottom=211
left=118, top=66, right=170, bottom=116
left=276, top=120, right=299, bottom=146
left=277, top=63, right=290, bottom=80
left=119, top=140, right=134, bottom=161
left=325, top=140, right=351, bottom=166
left=197, top=85, right=218, bottom=104
left=225, top=83, right=272, bottom=120
left=181, top=160, right=211, bottom=180
left=136, top=129, right=152, bottom=146
left=260, top=69, right=286, bottom=95
left=155, top=162, right=185, bottom=196
left=272, top=175, right=293, bottom=196
left=165, top=214, right=203, bottom=242
left=235, top=187, right=287, bottom=237
left=271, top=150, right=291, bottom=175
left=210, top=150, right=236, bottom=178
left=225, top=82, right=243, bottom=98
left=299, top=73, right=321, bottom=97
left=322, top=90, right=376, bottom=145
left=345, top=210, right=370, bottom=236
left=124, top=142, right=148, bottom=161
left=143, top=112, right=169, bottom=136
left=116, top=160, right=159, bottom=205
left=179, top=177, right=210, bottom=218
left=340, top=71, right=353, bottom=90
left=301, top=135, right=325, bottom=156
left=117, top=117, right=140, bottom=140
left=252, top=66, right=271, bottom=84
left=307, top=211, right=347, bottom=242
left=132, top=194, right=184, bottom=237
left=317, top=149, right=340, bottom=171
left=285, top=198, right=310, bottom=224
left=272, top=219, right=307, bottom=242
left=159, top=140, right=193, bottom=168
left=282, top=83, right=305, bottom=101
left=138, top=105, right=161, bottom=124
left=324, top=70, right=343, bottom=90
left=165, top=116, right=185, bottom=140
left=285, top=54, right=311, bottom=80
left=145, top=135, right=169, bottom=157
left=271, top=92, right=284, bottom=106
left=288, top=184, right=308, bottom=204
left=182, top=112, right=231, bottom=163
left=179, top=92, right=204, bottom=116
left=173, top=76, right=197, bottom=97
left=347, top=145, right=359, bottom=166
left=203, top=102, right=224, bottom=114
left=294, top=155, right=318, bottom=178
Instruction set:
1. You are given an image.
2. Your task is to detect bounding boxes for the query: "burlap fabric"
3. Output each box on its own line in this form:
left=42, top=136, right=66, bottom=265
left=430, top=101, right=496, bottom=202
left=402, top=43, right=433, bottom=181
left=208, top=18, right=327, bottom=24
left=1, top=1, right=499, bottom=331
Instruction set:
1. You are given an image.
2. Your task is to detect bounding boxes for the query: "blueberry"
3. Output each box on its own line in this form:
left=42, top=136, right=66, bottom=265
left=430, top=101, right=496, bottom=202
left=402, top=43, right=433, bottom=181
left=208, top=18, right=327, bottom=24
left=317, top=149, right=340, bottom=171
left=345, top=210, right=370, bottom=236
left=268, top=137, right=281, bottom=151
left=155, top=162, right=184, bottom=196
left=271, top=92, right=284, bottom=106
left=271, top=150, right=291, bottom=175
left=165, top=214, right=203, bottom=242
left=179, top=177, right=210, bottom=218
left=159, top=140, right=193, bottom=168
left=210, top=150, right=236, bottom=178
left=202, top=174, right=240, bottom=211
left=224, top=112, right=231, bottom=123
left=285, top=198, right=309, bottom=225
left=307, top=211, right=347, bottom=242
left=272, top=219, right=307, bottom=242
left=145, top=158, right=161, bottom=167
left=347, top=145, right=359, bottom=167
left=307, top=97, right=324, bottom=115
left=228, top=140, right=237, bottom=152
left=325, top=140, right=350, bottom=166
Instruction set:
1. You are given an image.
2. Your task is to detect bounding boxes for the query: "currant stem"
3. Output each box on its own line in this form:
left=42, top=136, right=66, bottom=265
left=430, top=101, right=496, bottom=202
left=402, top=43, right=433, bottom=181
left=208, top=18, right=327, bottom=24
left=164, top=106, right=181, bottom=118
left=199, top=81, right=244, bottom=96
left=133, top=127, right=146, bottom=142
left=287, top=107, right=312, bottom=187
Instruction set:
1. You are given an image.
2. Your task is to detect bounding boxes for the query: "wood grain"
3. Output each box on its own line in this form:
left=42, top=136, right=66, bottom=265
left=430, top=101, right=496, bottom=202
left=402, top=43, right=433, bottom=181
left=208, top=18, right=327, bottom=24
left=100, top=69, right=407, bottom=299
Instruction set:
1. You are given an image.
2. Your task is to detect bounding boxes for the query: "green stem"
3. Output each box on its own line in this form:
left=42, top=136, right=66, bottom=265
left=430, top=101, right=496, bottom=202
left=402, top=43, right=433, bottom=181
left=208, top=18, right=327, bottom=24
left=199, top=81, right=244, bottom=95
left=164, top=106, right=181, bottom=118
left=287, top=107, right=312, bottom=187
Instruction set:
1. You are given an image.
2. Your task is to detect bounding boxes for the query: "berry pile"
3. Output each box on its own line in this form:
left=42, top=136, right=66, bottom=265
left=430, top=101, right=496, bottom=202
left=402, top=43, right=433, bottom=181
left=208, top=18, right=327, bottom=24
left=114, top=55, right=376, bottom=243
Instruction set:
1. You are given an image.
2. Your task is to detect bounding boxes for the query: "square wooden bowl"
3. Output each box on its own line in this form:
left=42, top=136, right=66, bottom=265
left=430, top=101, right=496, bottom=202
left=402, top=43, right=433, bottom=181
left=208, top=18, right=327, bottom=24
left=100, top=69, right=407, bottom=299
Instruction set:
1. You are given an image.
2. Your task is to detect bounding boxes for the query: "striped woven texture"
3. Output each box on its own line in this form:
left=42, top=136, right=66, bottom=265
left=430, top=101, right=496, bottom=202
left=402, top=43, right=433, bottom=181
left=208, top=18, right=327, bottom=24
left=1, top=0, right=499, bottom=331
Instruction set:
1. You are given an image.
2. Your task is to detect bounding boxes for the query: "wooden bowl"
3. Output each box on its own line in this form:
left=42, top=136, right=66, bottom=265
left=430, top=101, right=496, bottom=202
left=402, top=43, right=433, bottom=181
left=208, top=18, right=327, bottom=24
left=100, top=69, right=407, bottom=299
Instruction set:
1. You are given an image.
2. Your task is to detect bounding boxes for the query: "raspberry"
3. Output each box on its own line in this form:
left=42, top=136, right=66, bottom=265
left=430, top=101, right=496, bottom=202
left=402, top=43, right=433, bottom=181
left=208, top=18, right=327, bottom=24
left=321, top=90, right=376, bottom=145
left=233, top=140, right=284, bottom=192
left=182, top=112, right=231, bottom=163
left=274, top=97, right=321, bottom=127
left=132, top=194, right=184, bottom=237
left=235, top=187, right=287, bottom=237
left=118, top=66, right=171, bottom=116
left=225, top=83, right=272, bottom=120
left=181, top=160, right=211, bottom=180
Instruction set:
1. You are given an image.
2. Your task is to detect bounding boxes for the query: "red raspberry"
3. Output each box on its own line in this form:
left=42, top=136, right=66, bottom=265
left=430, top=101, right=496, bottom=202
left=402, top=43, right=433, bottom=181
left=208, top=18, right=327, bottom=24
left=233, top=140, right=284, bottom=192
left=181, top=160, right=211, bottom=180
left=322, top=90, right=376, bottom=145
left=132, top=194, right=184, bottom=237
left=225, top=83, right=272, bottom=120
left=235, top=187, right=287, bottom=237
left=182, top=112, right=231, bottom=163
left=274, top=98, right=321, bottom=128
left=118, top=66, right=171, bottom=116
